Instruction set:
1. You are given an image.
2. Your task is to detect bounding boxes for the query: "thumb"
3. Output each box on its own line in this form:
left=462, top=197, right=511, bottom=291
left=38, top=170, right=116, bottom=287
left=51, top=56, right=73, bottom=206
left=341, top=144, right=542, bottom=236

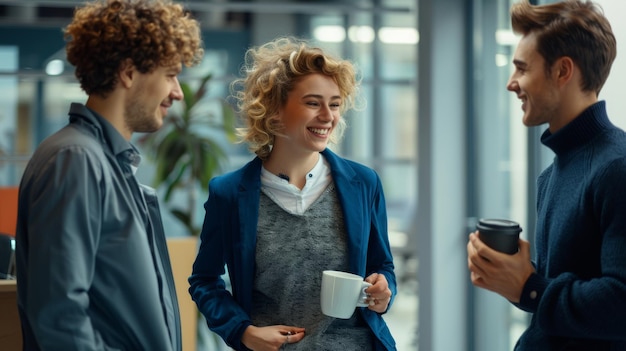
left=365, top=273, right=379, bottom=284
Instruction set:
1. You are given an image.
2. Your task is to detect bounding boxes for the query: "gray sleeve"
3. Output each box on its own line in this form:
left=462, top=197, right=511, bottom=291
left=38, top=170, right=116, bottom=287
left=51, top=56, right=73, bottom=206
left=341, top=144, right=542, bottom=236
left=22, top=145, right=118, bottom=351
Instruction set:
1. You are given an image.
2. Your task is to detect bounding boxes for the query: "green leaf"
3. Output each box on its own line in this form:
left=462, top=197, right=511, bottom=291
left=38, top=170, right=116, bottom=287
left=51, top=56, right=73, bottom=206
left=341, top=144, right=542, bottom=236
left=171, top=208, right=192, bottom=228
left=181, top=82, right=195, bottom=116
left=163, top=163, right=188, bottom=202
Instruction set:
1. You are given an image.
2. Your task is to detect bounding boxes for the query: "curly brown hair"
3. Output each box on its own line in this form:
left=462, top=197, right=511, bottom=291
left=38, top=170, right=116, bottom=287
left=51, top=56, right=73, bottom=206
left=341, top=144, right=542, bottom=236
left=511, top=0, right=616, bottom=95
left=64, top=0, right=204, bottom=96
left=232, top=37, right=360, bottom=160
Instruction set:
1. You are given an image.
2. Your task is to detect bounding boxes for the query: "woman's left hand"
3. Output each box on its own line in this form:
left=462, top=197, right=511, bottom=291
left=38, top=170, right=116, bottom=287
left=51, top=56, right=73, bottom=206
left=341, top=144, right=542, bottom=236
left=364, top=273, right=392, bottom=313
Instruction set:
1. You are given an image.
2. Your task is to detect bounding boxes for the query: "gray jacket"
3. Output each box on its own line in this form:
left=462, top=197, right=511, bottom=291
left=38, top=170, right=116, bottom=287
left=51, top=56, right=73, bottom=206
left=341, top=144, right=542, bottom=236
left=15, top=103, right=181, bottom=351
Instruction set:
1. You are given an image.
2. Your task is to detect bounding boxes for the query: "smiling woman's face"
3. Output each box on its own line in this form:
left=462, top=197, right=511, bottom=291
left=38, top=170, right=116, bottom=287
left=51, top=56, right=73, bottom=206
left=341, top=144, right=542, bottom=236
left=273, top=73, right=343, bottom=155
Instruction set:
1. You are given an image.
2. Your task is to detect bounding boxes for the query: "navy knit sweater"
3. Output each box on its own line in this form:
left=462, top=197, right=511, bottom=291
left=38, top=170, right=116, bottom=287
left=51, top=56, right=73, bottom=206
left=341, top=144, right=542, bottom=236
left=515, top=101, right=626, bottom=350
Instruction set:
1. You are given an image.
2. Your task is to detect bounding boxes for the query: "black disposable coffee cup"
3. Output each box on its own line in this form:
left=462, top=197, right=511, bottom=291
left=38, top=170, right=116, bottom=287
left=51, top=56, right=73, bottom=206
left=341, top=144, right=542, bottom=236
left=476, top=218, right=522, bottom=255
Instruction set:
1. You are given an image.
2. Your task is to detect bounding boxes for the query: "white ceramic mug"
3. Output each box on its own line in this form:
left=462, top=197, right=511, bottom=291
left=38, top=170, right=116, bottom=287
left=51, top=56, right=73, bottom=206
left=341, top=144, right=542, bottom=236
left=320, top=270, right=371, bottom=319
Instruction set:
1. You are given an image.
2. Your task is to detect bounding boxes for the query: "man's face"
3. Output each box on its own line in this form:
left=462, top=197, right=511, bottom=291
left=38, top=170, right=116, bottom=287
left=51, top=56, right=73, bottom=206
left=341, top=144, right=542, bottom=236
left=507, top=32, right=560, bottom=129
left=125, top=63, right=183, bottom=134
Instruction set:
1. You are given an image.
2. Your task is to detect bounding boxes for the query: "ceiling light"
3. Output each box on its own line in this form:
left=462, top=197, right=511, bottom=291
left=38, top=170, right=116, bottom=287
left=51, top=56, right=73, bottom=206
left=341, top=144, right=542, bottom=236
left=45, top=59, right=64, bottom=76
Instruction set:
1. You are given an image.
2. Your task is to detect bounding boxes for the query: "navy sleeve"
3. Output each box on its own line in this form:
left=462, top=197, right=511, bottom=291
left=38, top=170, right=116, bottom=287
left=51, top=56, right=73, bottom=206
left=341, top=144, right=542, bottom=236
left=531, top=158, right=626, bottom=339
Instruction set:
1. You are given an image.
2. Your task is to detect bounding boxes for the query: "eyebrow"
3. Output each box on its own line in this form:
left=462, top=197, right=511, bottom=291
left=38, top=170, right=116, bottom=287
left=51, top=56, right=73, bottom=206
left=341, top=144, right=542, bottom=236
left=303, top=94, right=342, bottom=100
left=512, top=59, right=527, bottom=68
left=167, top=64, right=183, bottom=74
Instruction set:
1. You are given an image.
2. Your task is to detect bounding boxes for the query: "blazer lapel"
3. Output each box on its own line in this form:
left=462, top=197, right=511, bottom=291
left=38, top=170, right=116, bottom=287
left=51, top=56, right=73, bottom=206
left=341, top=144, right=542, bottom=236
left=234, top=158, right=262, bottom=312
left=322, top=149, right=367, bottom=274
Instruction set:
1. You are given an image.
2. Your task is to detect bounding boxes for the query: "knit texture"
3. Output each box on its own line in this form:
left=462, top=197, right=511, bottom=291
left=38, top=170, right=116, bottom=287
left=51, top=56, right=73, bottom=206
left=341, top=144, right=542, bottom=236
left=252, top=184, right=374, bottom=350
left=515, top=101, right=626, bottom=350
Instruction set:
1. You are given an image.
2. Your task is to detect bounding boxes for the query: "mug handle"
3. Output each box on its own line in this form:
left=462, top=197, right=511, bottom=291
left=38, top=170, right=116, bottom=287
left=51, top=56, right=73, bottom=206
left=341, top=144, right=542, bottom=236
left=356, top=281, right=372, bottom=307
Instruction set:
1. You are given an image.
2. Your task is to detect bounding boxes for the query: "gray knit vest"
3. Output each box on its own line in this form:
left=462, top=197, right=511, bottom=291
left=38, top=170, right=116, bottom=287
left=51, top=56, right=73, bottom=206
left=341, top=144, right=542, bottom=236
left=252, top=184, right=374, bottom=350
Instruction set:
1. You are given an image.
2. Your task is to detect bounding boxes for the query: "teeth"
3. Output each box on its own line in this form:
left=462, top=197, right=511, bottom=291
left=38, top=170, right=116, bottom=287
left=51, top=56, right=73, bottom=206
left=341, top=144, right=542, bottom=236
left=309, top=128, right=328, bottom=135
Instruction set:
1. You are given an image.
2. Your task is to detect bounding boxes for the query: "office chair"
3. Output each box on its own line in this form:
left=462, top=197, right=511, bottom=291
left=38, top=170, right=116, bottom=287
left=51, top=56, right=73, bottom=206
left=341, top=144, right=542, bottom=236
left=0, top=233, right=16, bottom=280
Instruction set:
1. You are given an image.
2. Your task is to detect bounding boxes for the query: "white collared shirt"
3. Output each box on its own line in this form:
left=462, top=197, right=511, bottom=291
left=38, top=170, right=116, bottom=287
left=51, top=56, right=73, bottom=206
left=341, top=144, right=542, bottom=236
left=260, top=154, right=333, bottom=215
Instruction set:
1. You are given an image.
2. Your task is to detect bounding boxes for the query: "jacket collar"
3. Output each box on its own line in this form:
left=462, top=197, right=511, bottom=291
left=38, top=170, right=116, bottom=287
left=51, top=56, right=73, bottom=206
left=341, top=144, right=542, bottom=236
left=235, top=148, right=359, bottom=189
left=68, top=102, right=138, bottom=162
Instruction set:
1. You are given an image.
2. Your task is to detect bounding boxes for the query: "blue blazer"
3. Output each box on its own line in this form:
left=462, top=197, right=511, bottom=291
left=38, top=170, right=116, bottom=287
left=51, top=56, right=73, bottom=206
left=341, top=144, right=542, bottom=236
left=189, top=149, right=397, bottom=350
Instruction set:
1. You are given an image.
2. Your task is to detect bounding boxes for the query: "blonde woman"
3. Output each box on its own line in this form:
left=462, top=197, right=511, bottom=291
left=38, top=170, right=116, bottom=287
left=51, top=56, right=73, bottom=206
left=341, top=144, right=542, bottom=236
left=189, top=37, right=397, bottom=351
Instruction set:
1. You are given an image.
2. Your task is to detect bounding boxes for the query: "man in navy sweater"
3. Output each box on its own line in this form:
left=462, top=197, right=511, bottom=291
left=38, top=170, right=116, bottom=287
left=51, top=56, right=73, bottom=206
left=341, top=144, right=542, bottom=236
left=467, top=1, right=626, bottom=350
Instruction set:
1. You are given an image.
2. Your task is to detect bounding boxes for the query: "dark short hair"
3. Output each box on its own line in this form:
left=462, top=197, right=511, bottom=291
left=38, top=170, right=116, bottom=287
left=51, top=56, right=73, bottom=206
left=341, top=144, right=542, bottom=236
left=511, top=0, right=616, bottom=94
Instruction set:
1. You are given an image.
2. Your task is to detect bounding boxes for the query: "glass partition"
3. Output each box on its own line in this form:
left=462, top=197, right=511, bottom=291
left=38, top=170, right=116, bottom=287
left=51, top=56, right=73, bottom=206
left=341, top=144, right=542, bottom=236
left=0, top=1, right=419, bottom=350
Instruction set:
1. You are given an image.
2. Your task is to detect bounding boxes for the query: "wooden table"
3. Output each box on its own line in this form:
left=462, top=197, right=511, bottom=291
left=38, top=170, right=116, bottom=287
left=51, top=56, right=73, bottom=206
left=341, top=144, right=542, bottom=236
left=0, top=238, right=197, bottom=351
left=0, top=280, right=21, bottom=351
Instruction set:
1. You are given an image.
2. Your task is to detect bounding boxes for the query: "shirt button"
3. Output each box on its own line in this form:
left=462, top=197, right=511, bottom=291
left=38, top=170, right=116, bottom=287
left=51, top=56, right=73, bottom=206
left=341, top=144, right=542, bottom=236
left=529, top=291, right=537, bottom=299
left=308, top=173, right=313, bottom=178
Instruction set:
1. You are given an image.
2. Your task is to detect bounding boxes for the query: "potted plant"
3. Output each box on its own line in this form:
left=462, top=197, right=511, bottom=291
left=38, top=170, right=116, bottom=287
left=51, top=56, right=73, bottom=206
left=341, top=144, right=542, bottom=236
left=140, top=72, right=237, bottom=235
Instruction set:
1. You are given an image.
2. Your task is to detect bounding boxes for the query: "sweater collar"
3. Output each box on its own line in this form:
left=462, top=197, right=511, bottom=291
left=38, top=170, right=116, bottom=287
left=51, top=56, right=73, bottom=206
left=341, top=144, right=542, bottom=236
left=540, top=101, right=612, bottom=156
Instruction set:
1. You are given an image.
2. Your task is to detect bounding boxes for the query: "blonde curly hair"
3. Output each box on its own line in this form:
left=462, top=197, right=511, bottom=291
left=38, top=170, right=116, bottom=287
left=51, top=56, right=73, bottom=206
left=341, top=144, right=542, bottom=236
left=65, top=0, right=204, bottom=96
left=232, top=37, right=360, bottom=160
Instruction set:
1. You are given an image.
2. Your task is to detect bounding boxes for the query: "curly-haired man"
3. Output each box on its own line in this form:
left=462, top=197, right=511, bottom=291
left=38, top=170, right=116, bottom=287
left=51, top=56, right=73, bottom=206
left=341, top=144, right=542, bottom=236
left=15, top=0, right=203, bottom=350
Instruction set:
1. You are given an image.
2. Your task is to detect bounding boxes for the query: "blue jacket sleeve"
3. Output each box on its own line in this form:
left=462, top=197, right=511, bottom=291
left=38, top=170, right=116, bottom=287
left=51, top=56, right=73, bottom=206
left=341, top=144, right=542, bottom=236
left=188, top=178, right=252, bottom=350
left=365, top=172, right=397, bottom=312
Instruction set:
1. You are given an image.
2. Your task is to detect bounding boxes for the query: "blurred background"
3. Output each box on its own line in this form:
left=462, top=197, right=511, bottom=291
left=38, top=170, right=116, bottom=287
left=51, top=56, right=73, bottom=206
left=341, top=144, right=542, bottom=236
left=1, top=0, right=626, bottom=350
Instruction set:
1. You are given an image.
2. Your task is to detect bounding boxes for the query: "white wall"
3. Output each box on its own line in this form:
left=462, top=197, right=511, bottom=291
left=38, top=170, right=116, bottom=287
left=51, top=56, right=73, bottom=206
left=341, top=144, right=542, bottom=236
left=596, top=0, right=626, bottom=128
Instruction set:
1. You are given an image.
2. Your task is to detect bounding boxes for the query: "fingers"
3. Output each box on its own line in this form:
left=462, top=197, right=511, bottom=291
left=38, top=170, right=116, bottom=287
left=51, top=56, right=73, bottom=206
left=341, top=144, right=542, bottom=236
left=467, top=236, right=484, bottom=272
left=468, top=232, right=490, bottom=259
left=468, top=233, right=492, bottom=288
left=364, top=273, right=391, bottom=298
left=242, top=325, right=306, bottom=351
left=283, top=332, right=291, bottom=347
left=367, top=295, right=392, bottom=313
left=280, top=326, right=305, bottom=336
left=518, top=237, right=531, bottom=256
left=365, top=286, right=393, bottom=312
left=280, top=329, right=305, bottom=351
left=363, top=273, right=393, bottom=312
left=365, top=273, right=389, bottom=292
left=367, top=294, right=392, bottom=306
left=469, top=231, right=509, bottom=264
left=281, top=329, right=305, bottom=345
left=364, top=272, right=380, bottom=285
